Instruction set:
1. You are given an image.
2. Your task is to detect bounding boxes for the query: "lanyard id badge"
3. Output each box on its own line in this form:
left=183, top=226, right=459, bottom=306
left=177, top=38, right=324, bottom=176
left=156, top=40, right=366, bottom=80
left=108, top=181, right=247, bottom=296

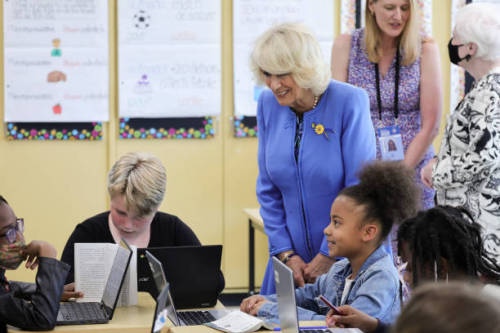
left=378, top=125, right=404, bottom=161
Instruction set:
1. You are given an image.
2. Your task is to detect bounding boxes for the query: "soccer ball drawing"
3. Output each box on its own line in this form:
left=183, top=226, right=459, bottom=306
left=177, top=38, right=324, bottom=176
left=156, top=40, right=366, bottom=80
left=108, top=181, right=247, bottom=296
left=134, top=10, right=151, bottom=29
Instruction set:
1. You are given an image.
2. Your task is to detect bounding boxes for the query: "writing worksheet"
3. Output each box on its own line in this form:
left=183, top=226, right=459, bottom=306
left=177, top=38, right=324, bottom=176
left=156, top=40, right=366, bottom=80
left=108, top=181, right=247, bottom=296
left=118, top=0, right=221, bottom=118
left=3, top=0, right=109, bottom=122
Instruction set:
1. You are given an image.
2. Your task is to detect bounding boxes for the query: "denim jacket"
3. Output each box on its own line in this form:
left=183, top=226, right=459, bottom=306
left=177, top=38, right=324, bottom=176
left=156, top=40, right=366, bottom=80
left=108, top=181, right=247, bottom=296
left=257, top=245, right=400, bottom=325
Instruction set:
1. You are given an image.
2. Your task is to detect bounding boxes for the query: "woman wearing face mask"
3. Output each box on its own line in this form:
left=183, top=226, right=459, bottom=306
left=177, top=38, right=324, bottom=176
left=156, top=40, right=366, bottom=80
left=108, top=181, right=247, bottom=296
left=331, top=0, right=443, bottom=213
left=421, top=2, right=500, bottom=268
left=0, top=195, right=70, bottom=333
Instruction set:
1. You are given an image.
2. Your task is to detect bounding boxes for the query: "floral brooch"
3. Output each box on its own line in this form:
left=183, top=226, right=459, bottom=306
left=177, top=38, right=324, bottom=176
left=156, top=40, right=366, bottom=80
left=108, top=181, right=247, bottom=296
left=312, top=122, right=334, bottom=140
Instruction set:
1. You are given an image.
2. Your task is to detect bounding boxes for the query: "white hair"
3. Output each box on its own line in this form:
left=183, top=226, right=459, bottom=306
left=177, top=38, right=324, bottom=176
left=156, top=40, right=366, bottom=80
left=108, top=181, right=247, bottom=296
left=454, top=2, right=500, bottom=61
left=250, top=22, right=330, bottom=96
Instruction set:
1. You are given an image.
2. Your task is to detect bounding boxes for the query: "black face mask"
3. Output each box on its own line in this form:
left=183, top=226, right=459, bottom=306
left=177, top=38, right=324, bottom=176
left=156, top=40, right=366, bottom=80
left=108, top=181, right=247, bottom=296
left=448, top=38, right=471, bottom=65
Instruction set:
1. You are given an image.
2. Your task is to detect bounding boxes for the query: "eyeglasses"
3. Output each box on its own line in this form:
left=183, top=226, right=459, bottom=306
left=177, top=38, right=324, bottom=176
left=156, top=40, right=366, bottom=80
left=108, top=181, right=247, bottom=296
left=0, top=218, right=24, bottom=244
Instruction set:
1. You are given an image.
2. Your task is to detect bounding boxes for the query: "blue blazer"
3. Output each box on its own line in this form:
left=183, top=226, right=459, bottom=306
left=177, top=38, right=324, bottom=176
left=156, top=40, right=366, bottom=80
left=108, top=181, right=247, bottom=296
left=257, top=80, right=376, bottom=294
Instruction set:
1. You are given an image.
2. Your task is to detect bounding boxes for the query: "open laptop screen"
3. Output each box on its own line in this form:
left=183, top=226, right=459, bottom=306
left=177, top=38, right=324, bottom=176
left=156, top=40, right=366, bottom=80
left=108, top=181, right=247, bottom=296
left=145, top=250, right=167, bottom=293
left=102, top=240, right=132, bottom=312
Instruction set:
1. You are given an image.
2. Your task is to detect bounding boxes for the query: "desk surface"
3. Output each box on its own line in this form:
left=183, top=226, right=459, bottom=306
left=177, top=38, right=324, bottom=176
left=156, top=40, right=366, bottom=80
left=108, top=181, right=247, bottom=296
left=10, top=293, right=156, bottom=333
left=243, top=208, right=264, bottom=232
left=166, top=321, right=327, bottom=333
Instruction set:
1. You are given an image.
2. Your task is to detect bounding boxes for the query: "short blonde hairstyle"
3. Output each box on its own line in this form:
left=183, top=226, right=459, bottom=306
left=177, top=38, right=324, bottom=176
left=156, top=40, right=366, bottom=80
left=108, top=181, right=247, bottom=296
left=454, top=3, right=500, bottom=61
left=364, top=0, right=422, bottom=66
left=107, top=152, right=166, bottom=217
left=250, top=22, right=330, bottom=96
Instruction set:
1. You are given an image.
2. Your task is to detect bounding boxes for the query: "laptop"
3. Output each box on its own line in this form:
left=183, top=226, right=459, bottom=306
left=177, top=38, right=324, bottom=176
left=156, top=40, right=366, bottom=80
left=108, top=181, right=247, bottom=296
left=272, top=257, right=360, bottom=333
left=144, top=250, right=228, bottom=326
left=137, top=245, right=223, bottom=308
left=56, top=240, right=133, bottom=325
left=151, top=282, right=170, bottom=333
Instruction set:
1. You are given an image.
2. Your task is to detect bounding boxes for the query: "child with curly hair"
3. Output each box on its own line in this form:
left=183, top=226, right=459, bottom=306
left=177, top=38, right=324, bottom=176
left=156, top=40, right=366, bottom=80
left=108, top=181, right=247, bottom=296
left=241, top=161, right=421, bottom=325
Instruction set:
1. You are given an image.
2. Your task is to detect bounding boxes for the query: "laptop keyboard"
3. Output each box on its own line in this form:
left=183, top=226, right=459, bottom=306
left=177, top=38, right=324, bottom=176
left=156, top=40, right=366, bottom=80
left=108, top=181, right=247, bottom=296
left=178, top=311, right=216, bottom=325
left=59, top=302, right=107, bottom=322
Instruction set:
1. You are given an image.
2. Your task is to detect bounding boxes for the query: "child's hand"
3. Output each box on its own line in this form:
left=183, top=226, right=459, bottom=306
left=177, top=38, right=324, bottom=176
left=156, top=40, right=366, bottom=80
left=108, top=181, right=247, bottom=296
left=61, top=282, right=84, bottom=301
left=22, top=241, right=57, bottom=270
left=325, top=305, right=378, bottom=332
left=240, top=295, right=268, bottom=316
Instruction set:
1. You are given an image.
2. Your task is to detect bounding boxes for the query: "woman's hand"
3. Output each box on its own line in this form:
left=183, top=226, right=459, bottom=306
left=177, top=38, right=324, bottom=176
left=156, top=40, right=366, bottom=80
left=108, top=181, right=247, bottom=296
left=61, top=282, right=84, bottom=302
left=303, top=253, right=334, bottom=283
left=285, top=255, right=307, bottom=288
left=421, top=158, right=437, bottom=188
left=240, top=295, right=268, bottom=316
left=326, top=305, right=378, bottom=332
left=21, top=241, right=57, bottom=270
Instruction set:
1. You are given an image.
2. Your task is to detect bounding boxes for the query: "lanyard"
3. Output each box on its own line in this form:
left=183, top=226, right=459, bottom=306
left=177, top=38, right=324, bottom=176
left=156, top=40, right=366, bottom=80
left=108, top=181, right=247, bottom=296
left=375, top=47, right=400, bottom=121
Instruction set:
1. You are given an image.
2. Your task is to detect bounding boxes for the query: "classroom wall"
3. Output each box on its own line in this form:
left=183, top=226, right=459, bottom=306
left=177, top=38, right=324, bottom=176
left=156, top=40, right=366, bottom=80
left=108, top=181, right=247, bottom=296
left=0, top=0, right=453, bottom=291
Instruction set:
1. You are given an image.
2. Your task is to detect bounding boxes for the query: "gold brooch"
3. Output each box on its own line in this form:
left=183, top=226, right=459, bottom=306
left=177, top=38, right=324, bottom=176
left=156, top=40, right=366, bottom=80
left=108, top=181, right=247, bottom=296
left=312, top=122, right=334, bottom=140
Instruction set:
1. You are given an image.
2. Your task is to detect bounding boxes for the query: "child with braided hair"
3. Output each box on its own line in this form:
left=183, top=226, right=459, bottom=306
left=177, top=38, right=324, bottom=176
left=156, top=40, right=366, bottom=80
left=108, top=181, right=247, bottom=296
left=327, top=205, right=500, bottom=332
left=398, top=206, right=500, bottom=288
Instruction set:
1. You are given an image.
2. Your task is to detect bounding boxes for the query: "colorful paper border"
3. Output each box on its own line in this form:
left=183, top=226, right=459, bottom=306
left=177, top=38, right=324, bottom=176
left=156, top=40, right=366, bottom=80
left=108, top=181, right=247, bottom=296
left=233, top=116, right=257, bottom=138
left=119, top=117, right=215, bottom=139
left=5, top=122, right=102, bottom=141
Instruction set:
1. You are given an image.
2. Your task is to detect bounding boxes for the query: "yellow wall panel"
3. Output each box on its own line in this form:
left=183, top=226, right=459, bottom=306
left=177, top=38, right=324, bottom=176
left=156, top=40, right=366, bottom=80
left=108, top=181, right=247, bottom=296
left=0, top=0, right=455, bottom=291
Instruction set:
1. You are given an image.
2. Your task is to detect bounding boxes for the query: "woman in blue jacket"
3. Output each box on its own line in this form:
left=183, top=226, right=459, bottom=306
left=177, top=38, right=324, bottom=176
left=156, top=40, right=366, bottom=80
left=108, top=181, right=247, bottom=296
left=252, top=23, right=376, bottom=294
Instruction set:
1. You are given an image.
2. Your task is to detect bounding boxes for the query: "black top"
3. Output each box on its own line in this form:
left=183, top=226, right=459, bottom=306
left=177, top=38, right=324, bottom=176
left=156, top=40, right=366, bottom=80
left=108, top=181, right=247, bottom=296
left=0, top=257, right=69, bottom=333
left=61, top=211, right=201, bottom=284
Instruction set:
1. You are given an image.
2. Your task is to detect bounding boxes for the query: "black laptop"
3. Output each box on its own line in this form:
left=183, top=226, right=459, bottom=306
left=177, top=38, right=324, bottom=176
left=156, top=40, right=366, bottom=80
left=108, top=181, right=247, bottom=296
left=144, top=250, right=228, bottom=326
left=137, top=245, right=223, bottom=309
left=56, top=240, right=133, bottom=325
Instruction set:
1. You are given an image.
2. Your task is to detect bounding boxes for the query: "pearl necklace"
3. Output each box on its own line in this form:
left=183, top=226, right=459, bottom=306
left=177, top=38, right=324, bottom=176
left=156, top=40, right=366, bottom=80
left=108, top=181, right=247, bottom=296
left=312, top=95, right=319, bottom=109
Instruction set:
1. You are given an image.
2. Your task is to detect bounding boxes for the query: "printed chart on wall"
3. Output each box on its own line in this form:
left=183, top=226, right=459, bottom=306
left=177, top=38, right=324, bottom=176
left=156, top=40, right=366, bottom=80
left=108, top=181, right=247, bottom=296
left=3, top=0, right=108, bottom=140
left=233, top=0, right=334, bottom=137
left=118, top=0, right=221, bottom=140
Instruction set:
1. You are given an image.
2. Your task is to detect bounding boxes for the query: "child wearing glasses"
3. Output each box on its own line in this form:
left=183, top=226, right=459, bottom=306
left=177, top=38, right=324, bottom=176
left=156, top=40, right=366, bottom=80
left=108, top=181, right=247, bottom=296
left=0, top=195, right=70, bottom=332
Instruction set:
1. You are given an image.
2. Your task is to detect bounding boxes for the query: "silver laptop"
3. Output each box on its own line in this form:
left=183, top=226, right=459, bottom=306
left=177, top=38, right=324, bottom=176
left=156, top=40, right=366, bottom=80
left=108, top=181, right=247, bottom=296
left=151, top=282, right=170, bottom=333
left=144, top=250, right=228, bottom=326
left=56, top=240, right=133, bottom=325
left=272, top=257, right=361, bottom=333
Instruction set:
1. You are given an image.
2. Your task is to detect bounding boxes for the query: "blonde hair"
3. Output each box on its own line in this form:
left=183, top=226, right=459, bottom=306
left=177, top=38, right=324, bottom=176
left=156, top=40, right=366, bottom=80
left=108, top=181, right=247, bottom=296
left=250, top=22, right=330, bottom=96
left=107, top=152, right=166, bottom=217
left=364, top=0, right=422, bottom=66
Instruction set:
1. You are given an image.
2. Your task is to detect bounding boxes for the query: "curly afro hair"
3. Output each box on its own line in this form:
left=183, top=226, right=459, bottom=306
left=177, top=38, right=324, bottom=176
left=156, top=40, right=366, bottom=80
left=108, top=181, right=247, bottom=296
left=339, top=161, right=421, bottom=240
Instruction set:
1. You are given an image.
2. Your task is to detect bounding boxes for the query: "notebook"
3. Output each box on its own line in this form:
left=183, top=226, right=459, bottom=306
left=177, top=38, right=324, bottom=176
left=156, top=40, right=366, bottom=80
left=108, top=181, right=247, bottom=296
left=144, top=250, right=228, bottom=326
left=137, top=245, right=223, bottom=308
left=56, top=239, right=133, bottom=325
left=272, top=257, right=361, bottom=333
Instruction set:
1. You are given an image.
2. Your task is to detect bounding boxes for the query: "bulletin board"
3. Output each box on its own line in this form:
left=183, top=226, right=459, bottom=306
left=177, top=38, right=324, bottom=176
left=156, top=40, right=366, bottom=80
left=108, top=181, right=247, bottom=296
left=117, top=0, right=221, bottom=140
left=3, top=0, right=109, bottom=141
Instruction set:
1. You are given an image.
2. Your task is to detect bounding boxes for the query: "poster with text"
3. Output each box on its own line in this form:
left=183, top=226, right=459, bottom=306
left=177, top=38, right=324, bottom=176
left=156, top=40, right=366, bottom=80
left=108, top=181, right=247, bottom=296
left=3, top=0, right=109, bottom=122
left=118, top=0, right=221, bottom=118
left=233, top=0, right=334, bottom=117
